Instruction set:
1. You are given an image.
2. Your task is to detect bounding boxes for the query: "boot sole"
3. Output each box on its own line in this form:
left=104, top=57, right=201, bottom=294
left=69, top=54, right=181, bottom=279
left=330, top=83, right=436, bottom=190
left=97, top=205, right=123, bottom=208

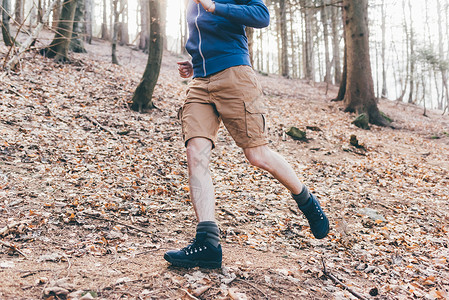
left=164, top=254, right=222, bottom=269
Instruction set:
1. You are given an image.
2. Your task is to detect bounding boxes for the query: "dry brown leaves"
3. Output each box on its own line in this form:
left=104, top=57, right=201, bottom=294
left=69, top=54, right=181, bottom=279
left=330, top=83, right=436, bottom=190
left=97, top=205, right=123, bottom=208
left=1, top=32, right=448, bottom=299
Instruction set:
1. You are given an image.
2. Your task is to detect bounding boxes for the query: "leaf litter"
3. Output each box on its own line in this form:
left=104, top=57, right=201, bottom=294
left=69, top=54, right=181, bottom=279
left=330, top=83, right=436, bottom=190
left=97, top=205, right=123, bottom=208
left=1, top=33, right=449, bottom=299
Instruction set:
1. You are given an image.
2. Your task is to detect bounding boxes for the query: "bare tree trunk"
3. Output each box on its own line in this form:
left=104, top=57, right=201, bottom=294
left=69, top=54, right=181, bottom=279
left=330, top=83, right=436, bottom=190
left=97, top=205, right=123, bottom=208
left=42, top=0, right=77, bottom=62
left=70, top=0, right=86, bottom=53
left=118, top=0, right=128, bottom=45
left=37, top=0, right=43, bottom=23
left=321, top=0, right=331, bottom=83
left=1, top=0, right=14, bottom=46
left=246, top=26, right=254, bottom=67
left=342, top=0, right=387, bottom=126
left=331, top=2, right=341, bottom=84
left=437, top=0, right=448, bottom=111
left=131, top=0, right=164, bottom=112
left=52, top=0, right=61, bottom=29
left=279, top=0, right=288, bottom=77
left=302, top=0, right=314, bottom=80
left=407, top=0, right=415, bottom=104
left=138, top=0, right=148, bottom=50
left=289, top=5, right=296, bottom=78
left=111, top=0, right=119, bottom=64
left=257, top=29, right=262, bottom=71
left=14, top=0, right=24, bottom=23
left=396, top=0, right=409, bottom=102
left=84, top=0, right=92, bottom=44
left=381, top=0, right=387, bottom=98
left=100, top=0, right=109, bottom=40
left=181, top=0, right=187, bottom=54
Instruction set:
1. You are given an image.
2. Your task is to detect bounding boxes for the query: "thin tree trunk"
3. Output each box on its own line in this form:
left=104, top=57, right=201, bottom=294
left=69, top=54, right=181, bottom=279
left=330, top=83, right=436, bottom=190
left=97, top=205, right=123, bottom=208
left=101, top=0, right=109, bottom=40
left=118, top=0, right=128, bottom=45
left=407, top=0, right=415, bottom=104
left=279, top=0, right=288, bottom=77
left=37, top=0, right=43, bottom=23
left=246, top=26, right=254, bottom=67
left=52, top=0, right=61, bottom=29
left=396, top=0, right=409, bottom=102
left=85, top=0, right=92, bottom=44
left=331, top=2, right=341, bottom=84
left=333, top=5, right=346, bottom=101
left=321, top=0, right=331, bottom=83
left=70, top=0, right=86, bottom=53
left=14, top=0, right=23, bottom=23
left=1, top=0, right=14, bottom=46
left=42, top=0, right=77, bottom=62
left=381, top=0, right=387, bottom=98
left=131, top=0, right=164, bottom=112
left=289, top=5, right=296, bottom=78
left=302, top=0, right=314, bottom=80
left=437, top=0, right=447, bottom=110
left=111, top=0, right=119, bottom=64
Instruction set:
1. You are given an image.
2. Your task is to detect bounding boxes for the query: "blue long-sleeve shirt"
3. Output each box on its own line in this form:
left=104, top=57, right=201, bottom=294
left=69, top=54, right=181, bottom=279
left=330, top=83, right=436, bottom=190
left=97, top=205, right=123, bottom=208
left=186, top=0, right=270, bottom=78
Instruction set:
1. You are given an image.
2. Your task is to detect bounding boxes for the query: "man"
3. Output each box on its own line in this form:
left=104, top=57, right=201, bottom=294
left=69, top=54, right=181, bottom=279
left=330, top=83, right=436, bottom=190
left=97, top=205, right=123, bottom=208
left=164, top=0, right=329, bottom=269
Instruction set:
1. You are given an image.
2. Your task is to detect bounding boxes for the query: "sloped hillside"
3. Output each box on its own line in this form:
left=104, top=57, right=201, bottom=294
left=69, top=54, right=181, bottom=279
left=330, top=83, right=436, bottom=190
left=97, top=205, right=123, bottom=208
left=1, top=35, right=448, bottom=299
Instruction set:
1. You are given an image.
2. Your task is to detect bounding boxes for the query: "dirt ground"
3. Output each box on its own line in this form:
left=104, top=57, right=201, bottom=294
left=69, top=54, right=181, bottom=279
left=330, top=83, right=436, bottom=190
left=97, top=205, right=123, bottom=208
left=1, top=30, right=449, bottom=299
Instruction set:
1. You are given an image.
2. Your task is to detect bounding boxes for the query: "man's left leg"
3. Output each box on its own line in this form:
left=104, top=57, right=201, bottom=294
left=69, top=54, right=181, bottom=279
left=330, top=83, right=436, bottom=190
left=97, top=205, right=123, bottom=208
left=243, top=145, right=329, bottom=239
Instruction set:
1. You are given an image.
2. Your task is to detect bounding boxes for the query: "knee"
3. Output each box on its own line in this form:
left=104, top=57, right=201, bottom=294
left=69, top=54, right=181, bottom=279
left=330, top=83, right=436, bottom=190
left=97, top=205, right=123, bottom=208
left=244, top=146, right=270, bottom=170
left=186, top=138, right=212, bottom=161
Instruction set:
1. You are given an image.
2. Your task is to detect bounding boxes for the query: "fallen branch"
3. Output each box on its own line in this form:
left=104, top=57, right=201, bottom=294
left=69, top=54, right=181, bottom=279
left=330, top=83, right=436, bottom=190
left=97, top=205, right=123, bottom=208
left=20, top=269, right=53, bottom=278
left=0, top=221, right=25, bottom=237
left=235, top=279, right=268, bottom=300
left=322, top=258, right=367, bottom=300
left=5, top=0, right=58, bottom=71
left=82, top=212, right=151, bottom=235
left=0, top=240, right=28, bottom=258
left=82, top=115, right=119, bottom=140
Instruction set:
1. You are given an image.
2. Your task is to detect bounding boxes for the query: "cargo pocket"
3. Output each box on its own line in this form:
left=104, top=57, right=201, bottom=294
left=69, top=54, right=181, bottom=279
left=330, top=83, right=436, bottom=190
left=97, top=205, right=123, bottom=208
left=244, top=98, right=266, bottom=138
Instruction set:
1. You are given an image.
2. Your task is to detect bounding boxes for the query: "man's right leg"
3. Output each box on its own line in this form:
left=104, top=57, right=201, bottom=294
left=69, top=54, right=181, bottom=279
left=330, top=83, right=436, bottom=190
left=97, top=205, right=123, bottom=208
left=164, top=137, right=222, bottom=268
left=164, top=76, right=223, bottom=268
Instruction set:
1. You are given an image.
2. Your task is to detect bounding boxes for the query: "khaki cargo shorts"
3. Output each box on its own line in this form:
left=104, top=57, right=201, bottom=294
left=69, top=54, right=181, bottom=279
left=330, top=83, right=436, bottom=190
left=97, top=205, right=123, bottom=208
left=180, top=65, right=268, bottom=149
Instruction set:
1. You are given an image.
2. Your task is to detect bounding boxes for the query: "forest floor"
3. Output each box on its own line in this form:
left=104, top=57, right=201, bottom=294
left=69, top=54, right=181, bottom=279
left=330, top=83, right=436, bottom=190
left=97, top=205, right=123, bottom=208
left=1, top=31, right=449, bottom=300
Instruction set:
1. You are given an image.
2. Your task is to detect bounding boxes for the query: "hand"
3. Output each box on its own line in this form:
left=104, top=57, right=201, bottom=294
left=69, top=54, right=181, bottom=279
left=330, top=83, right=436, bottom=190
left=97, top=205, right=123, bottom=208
left=193, top=0, right=215, bottom=13
left=177, top=61, right=193, bottom=78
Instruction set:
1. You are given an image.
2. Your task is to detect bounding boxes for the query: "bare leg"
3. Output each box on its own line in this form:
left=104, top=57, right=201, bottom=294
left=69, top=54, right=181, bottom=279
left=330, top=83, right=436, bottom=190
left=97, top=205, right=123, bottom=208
left=243, top=145, right=304, bottom=195
left=186, top=137, right=215, bottom=222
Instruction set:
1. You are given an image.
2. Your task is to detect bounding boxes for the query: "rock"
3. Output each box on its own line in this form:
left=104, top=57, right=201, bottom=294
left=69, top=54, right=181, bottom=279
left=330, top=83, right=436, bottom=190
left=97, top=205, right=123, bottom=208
left=349, top=135, right=365, bottom=149
left=355, top=263, right=367, bottom=271
left=352, top=113, right=370, bottom=130
left=36, top=277, right=49, bottom=285
left=43, top=286, right=69, bottom=298
left=79, top=292, right=95, bottom=299
left=369, top=287, right=379, bottom=296
left=67, top=290, right=84, bottom=299
left=358, top=208, right=386, bottom=222
left=37, top=252, right=63, bottom=262
left=54, top=278, right=75, bottom=291
left=286, top=127, right=307, bottom=141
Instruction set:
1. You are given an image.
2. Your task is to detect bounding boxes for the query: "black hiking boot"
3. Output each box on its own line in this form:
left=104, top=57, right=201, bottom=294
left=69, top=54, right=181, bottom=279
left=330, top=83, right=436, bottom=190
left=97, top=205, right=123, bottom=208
left=164, top=232, right=222, bottom=269
left=296, top=193, right=329, bottom=239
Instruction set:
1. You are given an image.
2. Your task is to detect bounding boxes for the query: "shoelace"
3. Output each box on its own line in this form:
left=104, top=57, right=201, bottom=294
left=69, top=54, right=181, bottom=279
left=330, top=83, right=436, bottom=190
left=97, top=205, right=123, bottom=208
left=305, top=198, right=325, bottom=222
left=182, top=239, right=208, bottom=256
